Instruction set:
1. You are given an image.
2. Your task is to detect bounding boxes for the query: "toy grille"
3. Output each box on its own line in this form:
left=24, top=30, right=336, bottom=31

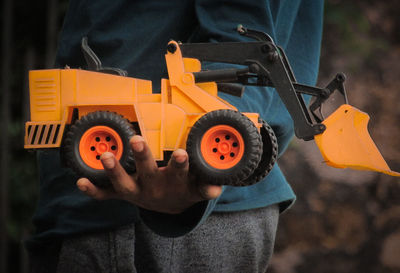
left=25, top=122, right=62, bottom=148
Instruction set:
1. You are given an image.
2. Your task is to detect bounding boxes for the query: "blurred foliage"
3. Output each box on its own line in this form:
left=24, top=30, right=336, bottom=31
left=321, top=0, right=399, bottom=73
left=325, top=2, right=372, bottom=52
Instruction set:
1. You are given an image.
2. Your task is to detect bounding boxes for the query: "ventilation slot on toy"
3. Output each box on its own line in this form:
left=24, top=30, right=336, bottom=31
left=25, top=122, right=62, bottom=148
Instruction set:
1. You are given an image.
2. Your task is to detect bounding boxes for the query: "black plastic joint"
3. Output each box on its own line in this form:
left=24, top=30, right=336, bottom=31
left=167, top=43, right=177, bottom=53
left=336, top=73, right=346, bottom=82
left=267, top=52, right=279, bottom=62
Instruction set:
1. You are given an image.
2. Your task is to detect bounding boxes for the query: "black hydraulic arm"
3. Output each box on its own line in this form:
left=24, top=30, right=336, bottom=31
left=177, top=26, right=349, bottom=141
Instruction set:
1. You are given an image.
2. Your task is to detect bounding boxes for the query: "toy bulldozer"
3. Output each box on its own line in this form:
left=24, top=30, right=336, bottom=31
left=24, top=26, right=399, bottom=187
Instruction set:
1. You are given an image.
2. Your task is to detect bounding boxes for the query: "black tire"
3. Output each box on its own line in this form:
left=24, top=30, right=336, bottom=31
left=186, top=109, right=262, bottom=186
left=62, top=111, right=135, bottom=187
left=241, top=118, right=278, bottom=185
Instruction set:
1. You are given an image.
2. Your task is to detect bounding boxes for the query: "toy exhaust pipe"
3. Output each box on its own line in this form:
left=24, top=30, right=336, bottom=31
left=314, top=104, right=400, bottom=177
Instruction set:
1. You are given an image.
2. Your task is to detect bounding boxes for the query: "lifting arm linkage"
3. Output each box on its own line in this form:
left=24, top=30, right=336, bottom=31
left=179, top=40, right=327, bottom=140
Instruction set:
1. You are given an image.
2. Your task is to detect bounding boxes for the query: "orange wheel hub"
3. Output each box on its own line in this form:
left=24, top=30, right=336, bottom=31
left=79, top=126, right=123, bottom=169
left=200, top=125, right=245, bottom=169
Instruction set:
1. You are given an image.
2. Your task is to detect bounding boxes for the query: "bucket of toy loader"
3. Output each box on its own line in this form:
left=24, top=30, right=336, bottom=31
left=314, top=104, right=400, bottom=177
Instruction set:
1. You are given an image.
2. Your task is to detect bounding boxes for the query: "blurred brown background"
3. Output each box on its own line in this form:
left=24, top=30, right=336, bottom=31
left=271, top=1, right=400, bottom=272
left=0, top=0, right=399, bottom=272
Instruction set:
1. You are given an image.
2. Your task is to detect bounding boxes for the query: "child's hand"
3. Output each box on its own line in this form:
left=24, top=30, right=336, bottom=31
left=76, top=135, right=222, bottom=214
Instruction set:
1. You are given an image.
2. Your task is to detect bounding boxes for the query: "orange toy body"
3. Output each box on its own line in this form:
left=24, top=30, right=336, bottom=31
left=25, top=43, right=259, bottom=161
left=24, top=27, right=399, bottom=186
left=24, top=41, right=269, bottom=187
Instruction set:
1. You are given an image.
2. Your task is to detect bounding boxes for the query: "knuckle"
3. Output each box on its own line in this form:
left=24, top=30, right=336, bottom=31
left=197, top=185, right=214, bottom=200
left=93, top=191, right=108, bottom=201
left=197, top=188, right=208, bottom=200
left=116, top=183, right=136, bottom=197
left=170, top=158, right=187, bottom=169
left=148, top=187, right=164, bottom=201
left=133, top=151, right=148, bottom=161
left=139, top=171, right=157, bottom=182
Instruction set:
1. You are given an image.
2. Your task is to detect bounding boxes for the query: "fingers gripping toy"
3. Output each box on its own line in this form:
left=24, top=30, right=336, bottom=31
left=24, top=26, right=400, bottom=187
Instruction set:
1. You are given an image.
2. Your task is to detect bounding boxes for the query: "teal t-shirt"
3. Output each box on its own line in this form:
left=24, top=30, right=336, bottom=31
left=27, top=0, right=324, bottom=248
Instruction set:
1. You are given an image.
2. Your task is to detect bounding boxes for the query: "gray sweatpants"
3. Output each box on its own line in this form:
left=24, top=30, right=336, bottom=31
left=46, top=205, right=279, bottom=273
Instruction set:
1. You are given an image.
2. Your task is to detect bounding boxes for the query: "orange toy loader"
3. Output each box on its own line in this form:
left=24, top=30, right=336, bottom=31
left=24, top=26, right=399, bottom=187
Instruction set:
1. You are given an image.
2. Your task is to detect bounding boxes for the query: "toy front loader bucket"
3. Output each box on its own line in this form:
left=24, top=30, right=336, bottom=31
left=314, top=104, right=400, bottom=177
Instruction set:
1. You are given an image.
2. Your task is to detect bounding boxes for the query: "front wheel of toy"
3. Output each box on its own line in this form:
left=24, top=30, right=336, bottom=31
left=62, top=111, right=136, bottom=187
left=186, top=109, right=262, bottom=186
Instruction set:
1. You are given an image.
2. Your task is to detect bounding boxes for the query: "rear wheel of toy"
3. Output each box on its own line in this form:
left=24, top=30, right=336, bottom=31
left=62, top=111, right=135, bottom=187
left=186, top=109, right=262, bottom=186
left=241, top=118, right=278, bottom=185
